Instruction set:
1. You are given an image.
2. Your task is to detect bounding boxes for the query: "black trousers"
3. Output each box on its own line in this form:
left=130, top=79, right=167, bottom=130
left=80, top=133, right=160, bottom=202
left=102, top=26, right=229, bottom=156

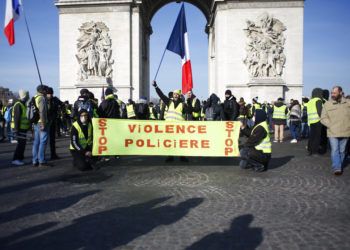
left=70, top=150, right=93, bottom=171
left=308, top=122, right=322, bottom=154
left=13, top=129, right=27, bottom=161
left=239, top=147, right=270, bottom=171
left=49, top=123, right=57, bottom=157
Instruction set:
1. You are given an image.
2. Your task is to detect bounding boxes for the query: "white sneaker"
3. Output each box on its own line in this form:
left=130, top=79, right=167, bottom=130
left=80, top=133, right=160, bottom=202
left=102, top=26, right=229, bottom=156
left=11, top=140, right=18, bottom=144
left=273, top=140, right=278, bottom=143
left=290, top=139, right=298, bottom=143
left=12, top=160, right=25, bottom=166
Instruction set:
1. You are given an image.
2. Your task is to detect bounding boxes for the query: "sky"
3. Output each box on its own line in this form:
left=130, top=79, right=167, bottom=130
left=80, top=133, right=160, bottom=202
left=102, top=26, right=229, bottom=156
left=0, top=0, right=349, bottom=101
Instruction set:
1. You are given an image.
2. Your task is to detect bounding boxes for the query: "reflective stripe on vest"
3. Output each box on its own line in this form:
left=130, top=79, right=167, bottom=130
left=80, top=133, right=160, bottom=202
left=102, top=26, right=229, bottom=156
left=254, top=103, right=261, bottom=110
left=192, top=98, right=200, bottom=118
left=149, top=107, right=156, bottom=120
left=307, top=97, right=322, bottom=125
left=252, top=121, right=272, bottom=153
left=126, top=104, right=136, bottom=118
left=11, top=101, right=30, bottom=130
left=273, top=105, right=287, bottom=119
left=165, top=102, right=185, bottom=121
left=69, top=121, right=93, bottom=150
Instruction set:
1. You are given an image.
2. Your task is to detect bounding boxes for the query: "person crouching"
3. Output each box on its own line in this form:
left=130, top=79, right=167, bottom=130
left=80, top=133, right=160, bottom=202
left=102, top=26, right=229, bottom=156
left=70, top=109, right=95, bottom=171
left=239, top=109, right=272, bottom=172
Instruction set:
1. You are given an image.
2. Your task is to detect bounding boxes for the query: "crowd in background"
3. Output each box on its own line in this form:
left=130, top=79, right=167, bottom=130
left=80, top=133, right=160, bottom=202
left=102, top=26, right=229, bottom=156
left=0, top=83, right=349, bottom=175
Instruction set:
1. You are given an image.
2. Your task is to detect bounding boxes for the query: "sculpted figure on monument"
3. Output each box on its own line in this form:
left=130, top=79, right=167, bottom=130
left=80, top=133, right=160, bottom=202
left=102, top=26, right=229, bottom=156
left=243, top=13, right=287, bottom=78
left=76, top=21, right=114, bottom=81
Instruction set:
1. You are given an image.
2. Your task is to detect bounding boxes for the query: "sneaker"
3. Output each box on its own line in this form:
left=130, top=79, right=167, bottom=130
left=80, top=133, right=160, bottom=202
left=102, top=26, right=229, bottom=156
left=11, top=140, right=18, bottom=144
left=334, top=170, right=342, bottom=176
left=32, top=162, right=39, bottom=167
left=12, top=160, right=25, bottom=166
left=290, top=139, right=298, bottom=143
left=273, top=140, right=278, bottom=143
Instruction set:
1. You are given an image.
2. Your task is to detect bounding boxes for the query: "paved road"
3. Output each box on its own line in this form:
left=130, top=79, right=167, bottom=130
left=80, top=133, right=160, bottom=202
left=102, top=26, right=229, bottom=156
left=0, top=135, right=349, bottom=250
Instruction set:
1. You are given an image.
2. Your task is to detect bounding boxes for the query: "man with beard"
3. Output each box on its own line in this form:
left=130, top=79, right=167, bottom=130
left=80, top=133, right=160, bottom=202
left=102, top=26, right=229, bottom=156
left=321, top=86, right=350, bottom=175
left=223, top=90, right=239, bottom=121
left=152, top=80, right=188, bottom=162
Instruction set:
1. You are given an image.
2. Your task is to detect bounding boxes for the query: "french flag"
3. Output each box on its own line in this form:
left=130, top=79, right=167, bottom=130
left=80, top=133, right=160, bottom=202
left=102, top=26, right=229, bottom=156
left=4, top=0, right=21, bottom=46
left=166, top=4, right=193, bottom=94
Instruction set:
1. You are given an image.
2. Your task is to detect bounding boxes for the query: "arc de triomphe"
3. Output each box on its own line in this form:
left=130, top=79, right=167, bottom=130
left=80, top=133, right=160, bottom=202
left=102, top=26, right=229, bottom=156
left=56, top=0, right=304, bottom=103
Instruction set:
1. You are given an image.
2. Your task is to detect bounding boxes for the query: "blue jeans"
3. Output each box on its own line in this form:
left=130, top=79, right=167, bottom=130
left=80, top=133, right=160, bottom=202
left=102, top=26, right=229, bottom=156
left=301, top=122, right=309, bottom=138
left=329, top=137, right=349, bottom=171
left=290, top=121, right=300, bottom=140
left=6, top=121, right=13, bottom=141
left=32, top=124, right=49, bottom=164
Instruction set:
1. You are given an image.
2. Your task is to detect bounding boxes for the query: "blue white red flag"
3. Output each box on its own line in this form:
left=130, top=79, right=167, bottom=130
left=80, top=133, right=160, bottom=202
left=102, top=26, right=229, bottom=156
left=4, top=0, right=21, bottom=46
left=166, top=4, right=193, bottom=94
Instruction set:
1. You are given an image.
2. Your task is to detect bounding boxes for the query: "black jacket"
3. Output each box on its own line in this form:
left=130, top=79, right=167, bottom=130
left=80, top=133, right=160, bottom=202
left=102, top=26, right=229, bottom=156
left=205, top=94, right=225, bottom=121
left=186, top=96, right=201, bottom=120
left=135, top=101, right=150, bottom=120
left=223, top=95, right=239, bottom=121
left=98, top=96, right=120, bottom=118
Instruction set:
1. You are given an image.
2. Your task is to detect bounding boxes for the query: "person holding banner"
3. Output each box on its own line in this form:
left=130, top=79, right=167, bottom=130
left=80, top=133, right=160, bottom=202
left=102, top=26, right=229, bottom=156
left=70, top=109, right=95, bottom=171
left=239, top=109, right=272, bottom=172
left=11, top=90, right=30, bottom=166
left=152, top=80, right=189, bottom=162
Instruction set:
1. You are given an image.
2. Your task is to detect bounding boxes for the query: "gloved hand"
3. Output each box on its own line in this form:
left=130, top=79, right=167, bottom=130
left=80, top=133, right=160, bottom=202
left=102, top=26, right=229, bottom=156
left=152, top=81, right=158, bottom=88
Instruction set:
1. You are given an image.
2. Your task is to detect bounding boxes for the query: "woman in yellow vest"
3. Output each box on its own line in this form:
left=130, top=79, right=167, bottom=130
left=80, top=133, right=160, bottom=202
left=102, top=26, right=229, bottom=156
left=152, top=80, right=189, bottom=162
left=272, top=97, right=288, bottom=143
left=11, top=90, right=30, bottom=166
left=240, top=109, right=272, bottom=172
left=70, top=109, right=95, bottom=171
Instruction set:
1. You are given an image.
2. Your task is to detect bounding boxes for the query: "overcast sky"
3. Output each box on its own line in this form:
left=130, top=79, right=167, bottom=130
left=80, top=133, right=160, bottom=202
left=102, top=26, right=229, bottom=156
left=0, top=0, right=349, bottom=101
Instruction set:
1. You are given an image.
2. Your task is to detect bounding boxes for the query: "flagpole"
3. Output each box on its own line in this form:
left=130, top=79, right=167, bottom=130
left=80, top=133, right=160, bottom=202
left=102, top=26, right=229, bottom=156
left=153, top=47, right=167, bottom=81
left=20, top=1, right=43, bottom=86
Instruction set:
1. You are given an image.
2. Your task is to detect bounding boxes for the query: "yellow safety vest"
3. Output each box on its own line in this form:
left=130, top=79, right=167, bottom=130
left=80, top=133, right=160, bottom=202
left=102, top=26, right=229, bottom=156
left=254, top=103, right=261, bottom=110
left=191, top=98, right=200, bottom=118
left=165, top=101, right=185, bottom=121
left=66, top=108, right=72, bottom=115
left=306, top=97, right=322, bottom=125
left=34, top=94, right=45, bottom=123
left=273, top=105, right=287, bottom=119
left=126, top=104, right=136, bottom=118
left=149, top=107, right=156, bottom=120
left=70, top=121, right=93, bottom=150
left=252, top=121, right=272, bottom=154
left=11, top=101, right=30, bottom=130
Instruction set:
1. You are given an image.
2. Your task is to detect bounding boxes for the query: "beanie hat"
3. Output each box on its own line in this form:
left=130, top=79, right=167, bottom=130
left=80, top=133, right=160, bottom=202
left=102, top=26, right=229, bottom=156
left=173, top=89, right=182, bottom=95
left=105, top=88, right=113, bottom=96
left=47, top=87, right=54, bottom=95
left=225, top=90, right=232, bottom=96
left=80, top=88, right=89, bottom=96
left=18, top=89, right=28, bottom=100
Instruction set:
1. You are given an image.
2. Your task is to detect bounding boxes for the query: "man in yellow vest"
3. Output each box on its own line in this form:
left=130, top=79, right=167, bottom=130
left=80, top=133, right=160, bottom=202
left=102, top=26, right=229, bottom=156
left=186, top=90, right=201, bottom=121
left=126, top=99, right=136, bottom=119
left=306, top=88, right=324, bottom=156
left=11, top=90, right=30, bottom=166
left=0, top=100, right=5, bottom=142
left=70, top=109, right=95, bottom=171
left=252, top=97, right=262, bottom=115
left=152, top=80, right=189, bottom=162
left=272, top=97, right=288, bottom=143
left=239, top=109, right=272, bottom=172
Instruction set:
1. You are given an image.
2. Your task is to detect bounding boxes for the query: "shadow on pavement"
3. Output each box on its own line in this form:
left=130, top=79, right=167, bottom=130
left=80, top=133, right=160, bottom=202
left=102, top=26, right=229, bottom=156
left=186, top=214, right=263, bottom=250
left=0, top=190, right=100, bottom=224
left=2, top=196, right=203, bottom=250
left=268, top=156, right=294, bottom=170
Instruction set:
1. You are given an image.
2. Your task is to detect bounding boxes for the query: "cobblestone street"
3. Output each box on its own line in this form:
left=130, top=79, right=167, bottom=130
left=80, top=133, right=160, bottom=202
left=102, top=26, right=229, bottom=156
left=0, top=137, right=349, bottom=249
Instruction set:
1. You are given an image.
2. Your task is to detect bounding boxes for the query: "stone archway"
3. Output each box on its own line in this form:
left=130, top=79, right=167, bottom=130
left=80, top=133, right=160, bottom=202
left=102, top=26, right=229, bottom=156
left=56, top=0, right=304, bottom=104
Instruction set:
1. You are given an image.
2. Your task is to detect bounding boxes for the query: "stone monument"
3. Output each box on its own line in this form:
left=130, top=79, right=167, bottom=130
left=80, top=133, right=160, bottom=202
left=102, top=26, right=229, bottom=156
left=56, top=0, right=304, bottom=104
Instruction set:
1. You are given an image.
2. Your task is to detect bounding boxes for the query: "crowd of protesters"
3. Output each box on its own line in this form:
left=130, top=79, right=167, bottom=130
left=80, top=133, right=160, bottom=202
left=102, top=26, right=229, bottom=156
left=0, top=83, right=349, bottom=175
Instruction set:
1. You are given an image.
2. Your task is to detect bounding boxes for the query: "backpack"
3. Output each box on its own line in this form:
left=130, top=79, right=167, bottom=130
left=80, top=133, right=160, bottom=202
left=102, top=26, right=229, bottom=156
left=77, top=100, right=93, bottom=118
left=205, top=107, right=214, bottom=121
left=4, top=107, right=12, bottom=123
left=27, top=97, right=40, bottom=124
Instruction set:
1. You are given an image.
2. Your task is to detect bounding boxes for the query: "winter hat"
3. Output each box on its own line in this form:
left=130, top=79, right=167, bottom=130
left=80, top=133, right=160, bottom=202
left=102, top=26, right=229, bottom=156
left=18, top=89, right=28, bottom=100
left=225, top=90, right=232, bottom=96
left=105, top=88, right=113, bottom=96
left=173, top=89, right=182, bottom=95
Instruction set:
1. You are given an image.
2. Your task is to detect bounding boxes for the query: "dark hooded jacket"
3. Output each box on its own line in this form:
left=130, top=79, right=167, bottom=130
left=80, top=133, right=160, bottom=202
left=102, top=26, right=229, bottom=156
left=70, top=109, right=92, bottom=154
left=311, top=88, right=324, bottom=118
left=223, top=95, right=239, bottom=121
left=241, top=110, right=269, bottom=149
left=204, top=94, right=225, bottom=121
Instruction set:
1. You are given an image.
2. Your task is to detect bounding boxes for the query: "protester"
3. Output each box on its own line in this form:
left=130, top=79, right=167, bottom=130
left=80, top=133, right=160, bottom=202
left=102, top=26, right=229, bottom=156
left=4, top=99, right=15, bottom=143
left=320, top=86, right=350, bottom=175
left=32, top=85, right=50, bottom=167
left=70, top=109, right=96, bottom=171
left=73, top=89, right=93, bottom=119
left=252, top=97, right=262, bottom=114
left=306, top=88, right=324, bottom=156
left=239, top=109, right=272, bottom=172
left=186, top=90, right=201, bottom=121
left=237, top=98, right=249, bottom=126
left=301, top=97, right=309, bottom=139
left=135, top=97, right=150, bottom=120
left=204, top=93, right=225, bottom=121
left=47, top=87, right=63, bottom=160
left=126, top=99, right=136, bottom=119
left=223, top=90, right=239, bottom=121
left=272, top=98, right=287, bottom=143
left=149, top=102, right=157, bottom=120
left=0, top=100, right=5, bottom=142
left=98, top=88, right=120, bottom=118
left=288, top=100, right=302, bottom=143
left=11, top=90, right=30, bottom=166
